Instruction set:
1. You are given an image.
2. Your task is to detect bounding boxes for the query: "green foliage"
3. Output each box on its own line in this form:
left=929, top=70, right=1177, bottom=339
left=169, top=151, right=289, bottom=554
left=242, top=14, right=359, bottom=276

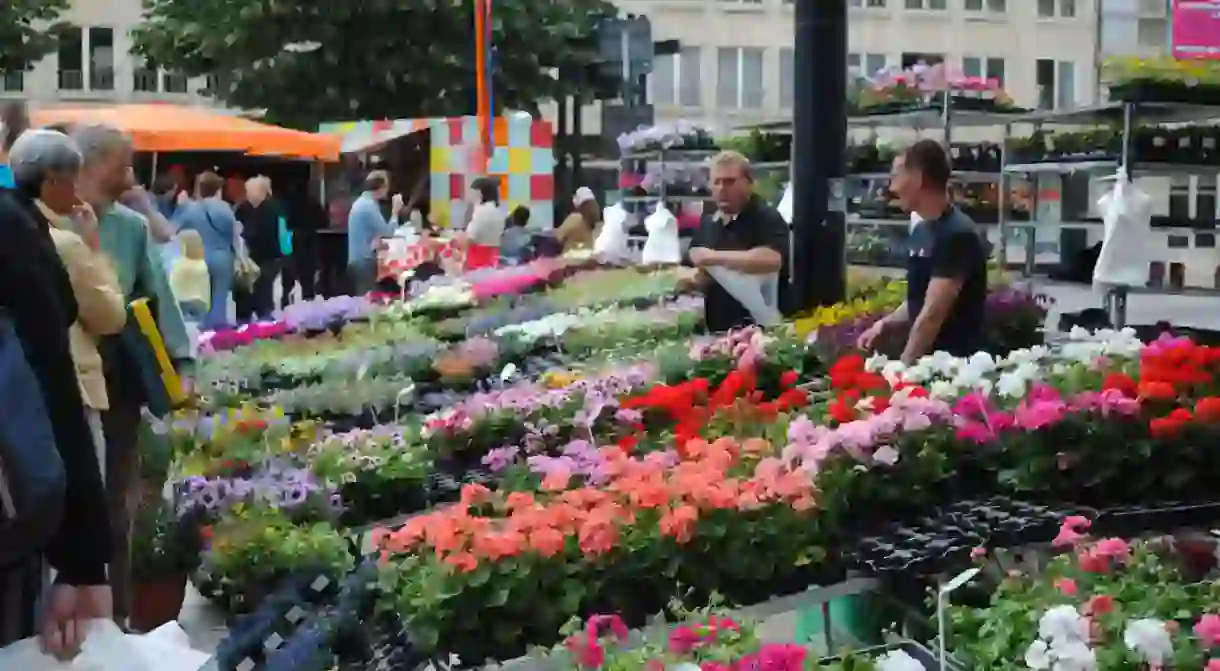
left=0, top=0, right=72, bottom=74
left=131, top=500, right=203, bottom=577
left=130, top=0, right=618, bottom=129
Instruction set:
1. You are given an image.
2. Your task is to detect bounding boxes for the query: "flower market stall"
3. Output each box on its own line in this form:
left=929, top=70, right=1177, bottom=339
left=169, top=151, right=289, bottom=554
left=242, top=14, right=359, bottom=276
left=157, top=256, right=1220, bottom=671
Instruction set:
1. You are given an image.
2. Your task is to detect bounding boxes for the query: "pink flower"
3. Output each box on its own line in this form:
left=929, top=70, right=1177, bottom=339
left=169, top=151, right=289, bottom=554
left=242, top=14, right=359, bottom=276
left=1063, top=515, right=1092, bottom=532
left=668, top=625, right=701, bottom=654
left=743, top=643, right=808, bottom=671
left=1092, top=538, right=1132, bottom=563
left=586, top=614, right=629, bottom=642
left=565, top=635, right=605, bottom=668
left=1055, top=578, right=1078, bottom=596
left=1013, top=398, right=1067, bottom=431
left=1207, top=659, right=1220, bottom=671
left=1053, top=523, right=1086, bottom=548
left=1077, top=548, right=1110, bottom=573
left=1195, top=614, right=1220, bottom=647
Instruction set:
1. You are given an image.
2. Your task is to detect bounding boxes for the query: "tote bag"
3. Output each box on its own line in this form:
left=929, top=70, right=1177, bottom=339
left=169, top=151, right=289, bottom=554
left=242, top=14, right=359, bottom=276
left=121, top=298, right=187, bottom=417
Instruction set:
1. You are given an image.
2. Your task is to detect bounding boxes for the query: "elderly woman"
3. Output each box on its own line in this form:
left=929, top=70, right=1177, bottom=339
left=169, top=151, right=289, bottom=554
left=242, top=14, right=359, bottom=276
left=5, top=128, right=116, bottom=647
left=9, top=129, right=126, bottom=473
left=234, top=176, right=284, bottom=320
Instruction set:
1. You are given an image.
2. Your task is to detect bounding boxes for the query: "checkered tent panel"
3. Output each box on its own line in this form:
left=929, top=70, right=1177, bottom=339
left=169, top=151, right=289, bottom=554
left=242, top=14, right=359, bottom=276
left=430, top=115, right=554, bottom=230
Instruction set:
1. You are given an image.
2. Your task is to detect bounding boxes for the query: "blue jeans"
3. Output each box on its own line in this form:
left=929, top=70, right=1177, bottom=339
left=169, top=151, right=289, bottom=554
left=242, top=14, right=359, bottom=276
left=203, top=252, right=234, bottom=330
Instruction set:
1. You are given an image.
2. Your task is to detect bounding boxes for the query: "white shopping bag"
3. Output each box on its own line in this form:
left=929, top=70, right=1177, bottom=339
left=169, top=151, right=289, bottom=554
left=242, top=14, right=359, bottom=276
left=640, top=204, right=681, bottom=265
left=1093, top=170, right=1151, bottom=289
left=706, top=267, right=782, bottom=326
left=594, top=203, right=631, bottom=261
left=778, top=182, right=793, bottom=224
left=0, top=620, right=211, bottom=671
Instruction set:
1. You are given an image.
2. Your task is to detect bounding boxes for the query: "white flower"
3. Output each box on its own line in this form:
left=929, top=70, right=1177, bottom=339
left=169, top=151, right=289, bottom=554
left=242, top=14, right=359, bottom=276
left=929, top=380, right=959, bottom=399
left=875, top=649, right=926, bottom=671
left=1025, top=640, right=1051, bottom=669
left=881, top=360, right=907, bottom=386
left=1123, top=619, right=1173, bottom=665
left=872, top=445, right=900, bottom=466
left=1039, top=605, right=1089, bottom=644
left=996, top=370, right=1029, bottom=399
left=865, top=353, right=890, bottom=372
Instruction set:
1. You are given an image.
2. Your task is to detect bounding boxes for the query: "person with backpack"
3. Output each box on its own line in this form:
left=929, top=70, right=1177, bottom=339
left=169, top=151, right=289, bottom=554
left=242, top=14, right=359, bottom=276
left=0, top=110, right=112, bottom=655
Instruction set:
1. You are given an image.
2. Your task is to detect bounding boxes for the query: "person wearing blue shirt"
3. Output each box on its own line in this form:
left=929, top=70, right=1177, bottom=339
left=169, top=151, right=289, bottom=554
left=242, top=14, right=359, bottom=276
left=346, top=170, right=402, bottom=294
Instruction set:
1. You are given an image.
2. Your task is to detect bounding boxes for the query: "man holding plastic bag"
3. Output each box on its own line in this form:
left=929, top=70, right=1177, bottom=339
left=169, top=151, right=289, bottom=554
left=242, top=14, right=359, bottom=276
left=682, top=151, right=787, bottom=331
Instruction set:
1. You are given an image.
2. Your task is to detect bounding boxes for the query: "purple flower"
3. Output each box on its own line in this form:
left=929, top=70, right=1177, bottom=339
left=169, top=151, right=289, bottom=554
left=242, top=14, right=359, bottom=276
left=481, top=446, right=521, bottom=472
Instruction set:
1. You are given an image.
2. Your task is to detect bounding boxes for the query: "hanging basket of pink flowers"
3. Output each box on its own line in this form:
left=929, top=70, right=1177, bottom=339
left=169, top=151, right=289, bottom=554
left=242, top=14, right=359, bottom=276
left=852, top=63, right=1025, bottom=116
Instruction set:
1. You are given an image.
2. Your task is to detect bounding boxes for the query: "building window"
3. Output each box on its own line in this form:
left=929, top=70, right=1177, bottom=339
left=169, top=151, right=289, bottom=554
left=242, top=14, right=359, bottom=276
left=163, top=73, right=189, bottom=93
left=865, top=53, right=888, bottom=77
left=1, top=71, right=24, bottom=93
left=88, top=27, right=114, bottom=90
left=133, top=60, right=158, bottom=92
left=57, top=26, right=83, bottom=91
left=901, top=53, right=944, bottom=68
left=717, top=47, right=765, bottom=109
left=905, top=0, right=946, bottom=8
left=651, top=47, right=702, bottom=107
left=852, top=0, right=887, bottom=5
left=1039, top=0, right=1075, bottom=17
left=965, top=0, right=1006, bottom=11
left=1036, top=58, right=1075, bottom=110
left=781, top=47, right=794, bottom=108
left=963, top=56, right=1005, bottom=86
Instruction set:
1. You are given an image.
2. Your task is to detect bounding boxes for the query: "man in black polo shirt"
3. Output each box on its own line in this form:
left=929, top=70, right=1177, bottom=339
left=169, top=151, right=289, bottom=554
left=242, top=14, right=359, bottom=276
left=684, top=151, right=788, bottom=332
left=857, top=140, right=987, bottom=361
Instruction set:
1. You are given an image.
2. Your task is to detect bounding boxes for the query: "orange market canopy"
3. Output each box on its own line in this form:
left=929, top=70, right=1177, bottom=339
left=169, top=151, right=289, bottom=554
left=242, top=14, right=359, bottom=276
left=32, top=104, right=340, bottom=161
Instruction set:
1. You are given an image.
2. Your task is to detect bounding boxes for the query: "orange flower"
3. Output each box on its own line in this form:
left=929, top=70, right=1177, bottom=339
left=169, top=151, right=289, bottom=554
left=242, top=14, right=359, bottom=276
left=542, top=468, right=572, bottom=492
left=443, top=551, right=478, bottom=573
left=460, top=483, right=492, bottom=507
left=504, top=491, right=536, bottom=511
left=471, top=530, right=525, bottom=560
left=659, top=504, right=698, bottom=543
left=527, top=527, right=567, bottom=557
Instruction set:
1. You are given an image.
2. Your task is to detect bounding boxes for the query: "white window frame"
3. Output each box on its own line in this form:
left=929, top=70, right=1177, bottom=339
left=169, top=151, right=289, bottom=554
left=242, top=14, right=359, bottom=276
left=650, top=48, right=702, bottom=108
left=717, top=46, right=766, bottom=110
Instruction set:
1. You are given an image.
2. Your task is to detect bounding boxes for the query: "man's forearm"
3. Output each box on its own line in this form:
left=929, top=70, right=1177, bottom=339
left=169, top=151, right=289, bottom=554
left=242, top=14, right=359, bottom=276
left=714, top=248, right=782, bottom=274
left=145, top=209, right=174, bottom=243
left=902, top=311, right=946, bottom=363
left=881, top=301, right=910, bottom=328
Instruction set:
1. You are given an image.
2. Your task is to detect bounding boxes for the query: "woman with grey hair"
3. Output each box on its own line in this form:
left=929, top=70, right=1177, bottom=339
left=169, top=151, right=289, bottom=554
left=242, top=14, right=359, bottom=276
left=0, top=129, right=113, bottom=652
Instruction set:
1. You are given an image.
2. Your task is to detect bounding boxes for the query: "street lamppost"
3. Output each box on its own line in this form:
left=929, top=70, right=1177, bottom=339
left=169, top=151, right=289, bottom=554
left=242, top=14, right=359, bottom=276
left=789, top=0, right=848, bottom=313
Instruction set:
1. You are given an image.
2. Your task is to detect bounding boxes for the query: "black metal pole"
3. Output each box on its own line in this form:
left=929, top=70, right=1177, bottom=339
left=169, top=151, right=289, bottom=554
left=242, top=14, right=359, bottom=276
left=790, top=0, right=847, bottom=313
left=572, top=95, right=583, bottom=188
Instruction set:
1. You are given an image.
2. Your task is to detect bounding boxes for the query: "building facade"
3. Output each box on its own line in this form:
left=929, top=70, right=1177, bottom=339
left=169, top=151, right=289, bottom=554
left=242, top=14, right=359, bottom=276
left=619, top=0, right=1103, bottom=131
left=1098, top=0, right=1171, bottom=59
left=0, top=0, right=217, bottom=106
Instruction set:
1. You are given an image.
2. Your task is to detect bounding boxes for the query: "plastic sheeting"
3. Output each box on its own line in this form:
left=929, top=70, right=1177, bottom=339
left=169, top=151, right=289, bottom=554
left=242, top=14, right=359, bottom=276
left=641, top=204, right=681, bottom=265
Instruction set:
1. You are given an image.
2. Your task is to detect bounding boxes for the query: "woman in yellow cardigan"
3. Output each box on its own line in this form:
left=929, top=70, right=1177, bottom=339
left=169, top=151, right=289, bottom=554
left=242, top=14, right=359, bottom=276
left=10, top=130, right=127, bottom=478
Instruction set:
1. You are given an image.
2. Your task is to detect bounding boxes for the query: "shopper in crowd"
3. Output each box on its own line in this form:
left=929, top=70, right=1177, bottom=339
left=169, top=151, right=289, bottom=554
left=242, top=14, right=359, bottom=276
left=173, top=171, right=240, bottom=329
left=234, top=176, right=284, bottom=320
left=501, top=205, right=533, bottom=263
left=12, top=130, right=127, bottom=477
left=0, top=101, right=28, bottom=188
left=462, top=176, right=505, bottom=270
left=118, top=174, right=175, bottom=245
left=1, top=121, right=113, bottom=654
left=555, top=186, right=600, bottom=251
left=857, top=140, right=987, bottom=361
left=347, top=170, right=402, bottom=294
left=683, top=151, right=788, bottom=333
left=151, top=174, right=182, bottom=220
left=170, top=229, right=213, bottom=323
left=72, top=122, right=192, bottom=627
left=281, top=183, right=326, bottom=308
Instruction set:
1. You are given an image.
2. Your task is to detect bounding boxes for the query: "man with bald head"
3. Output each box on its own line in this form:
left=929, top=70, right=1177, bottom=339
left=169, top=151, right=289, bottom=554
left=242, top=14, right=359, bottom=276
left=71, top=123, right=192, bottom=626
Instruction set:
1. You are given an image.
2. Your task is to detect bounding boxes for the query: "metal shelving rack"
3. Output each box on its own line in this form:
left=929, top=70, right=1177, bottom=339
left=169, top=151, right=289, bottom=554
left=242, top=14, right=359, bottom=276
left=845, top=91, right=1028, bottom=266
left=999, top=101, right=1220, bottom=328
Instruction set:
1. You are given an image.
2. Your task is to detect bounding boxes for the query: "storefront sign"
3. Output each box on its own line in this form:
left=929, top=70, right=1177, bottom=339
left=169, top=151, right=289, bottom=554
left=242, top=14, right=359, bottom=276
left=1173, top=0, right=1220, bottom=60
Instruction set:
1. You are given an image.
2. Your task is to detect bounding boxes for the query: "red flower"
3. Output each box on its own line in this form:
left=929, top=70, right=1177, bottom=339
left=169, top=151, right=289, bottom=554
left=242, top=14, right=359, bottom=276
left=828, top=394, right=858, bottom=424
left=1150, top=416, right=1185, bottom=440
left=1138, top=380, right=1177, bottom=401
left=1168, top=408, right=1194, bottom=422
left=616, top=434, right=639, bottom=452
left=1102, top=373, right=1137, bottom=396
left=829, top=354, right=865, bottom=389
left=1083, top=594, right=1115, bottom=616
left=1196, top=397, right=1220, bottom=423
left=779, top=370, right=800, bottom=387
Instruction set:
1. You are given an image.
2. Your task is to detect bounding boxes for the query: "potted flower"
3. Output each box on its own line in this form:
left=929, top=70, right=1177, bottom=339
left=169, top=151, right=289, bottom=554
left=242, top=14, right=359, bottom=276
left=129, top=499, right=204, bottom=631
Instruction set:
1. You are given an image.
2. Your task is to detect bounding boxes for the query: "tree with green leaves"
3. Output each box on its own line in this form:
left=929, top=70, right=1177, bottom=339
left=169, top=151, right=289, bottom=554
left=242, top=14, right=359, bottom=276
left=131, top=0, right=617, bottom=129
left=0, top=0, right=71, bottom=74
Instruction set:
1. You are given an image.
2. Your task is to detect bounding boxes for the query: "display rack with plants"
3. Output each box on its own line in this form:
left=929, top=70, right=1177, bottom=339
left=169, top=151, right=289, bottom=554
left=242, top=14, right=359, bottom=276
left=1104, top=56, right=1220, bottom=105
